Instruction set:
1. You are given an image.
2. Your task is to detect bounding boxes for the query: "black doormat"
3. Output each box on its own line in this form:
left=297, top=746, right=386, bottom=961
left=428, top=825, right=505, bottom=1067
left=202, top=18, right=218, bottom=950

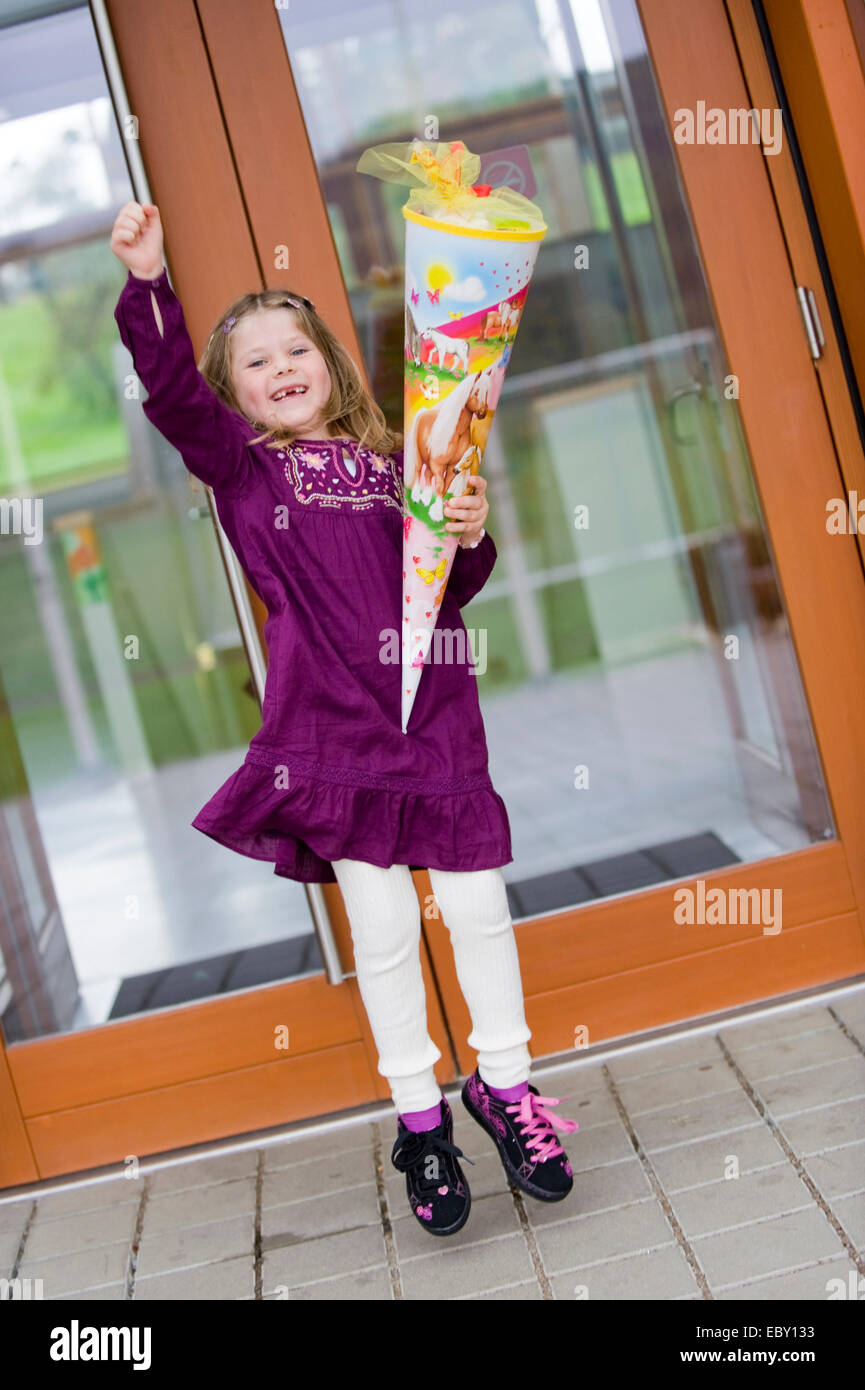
left=108, top=932, right=323, bottom=1020
left=103, top=831, right=738, bottom=1020
left=504, top=830, right=741, bottom=919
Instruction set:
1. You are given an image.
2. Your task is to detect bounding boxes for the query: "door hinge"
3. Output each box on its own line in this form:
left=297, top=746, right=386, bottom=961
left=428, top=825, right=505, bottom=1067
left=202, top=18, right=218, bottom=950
left=796, top=286, right=825, bottom=361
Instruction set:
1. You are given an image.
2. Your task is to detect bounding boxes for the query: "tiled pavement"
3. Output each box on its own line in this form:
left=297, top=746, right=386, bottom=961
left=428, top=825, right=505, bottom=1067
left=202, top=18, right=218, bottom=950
left=2, top=986, right=864, bottom=1301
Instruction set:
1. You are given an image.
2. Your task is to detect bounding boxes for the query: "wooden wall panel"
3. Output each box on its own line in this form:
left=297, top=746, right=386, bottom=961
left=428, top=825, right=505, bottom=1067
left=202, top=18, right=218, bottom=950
left=523, top=910, right=865, bottom=1060
left=25, top=1043, right=373, bottom=1180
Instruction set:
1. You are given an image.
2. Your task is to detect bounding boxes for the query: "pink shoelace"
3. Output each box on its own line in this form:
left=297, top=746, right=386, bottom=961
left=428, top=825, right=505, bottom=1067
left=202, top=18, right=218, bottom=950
left=506, top=1092, right=579, bottom=1161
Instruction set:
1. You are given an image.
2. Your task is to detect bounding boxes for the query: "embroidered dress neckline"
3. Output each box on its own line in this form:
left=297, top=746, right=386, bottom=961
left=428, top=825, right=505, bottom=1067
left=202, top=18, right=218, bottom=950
left=292, top=435, right=354, bottom=445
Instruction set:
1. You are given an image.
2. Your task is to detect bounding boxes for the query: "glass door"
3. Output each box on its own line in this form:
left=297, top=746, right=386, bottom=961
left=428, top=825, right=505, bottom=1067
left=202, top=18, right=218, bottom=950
left=194, top=0, right=865, bottom=1056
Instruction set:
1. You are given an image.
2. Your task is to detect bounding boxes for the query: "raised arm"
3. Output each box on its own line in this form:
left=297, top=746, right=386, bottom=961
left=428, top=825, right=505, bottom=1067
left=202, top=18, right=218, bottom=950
left=111, top=202, right=259, bottom=496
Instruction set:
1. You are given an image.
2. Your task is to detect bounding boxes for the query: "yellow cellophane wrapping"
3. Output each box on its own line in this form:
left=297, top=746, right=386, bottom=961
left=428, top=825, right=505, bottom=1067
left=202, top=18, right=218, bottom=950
left=356, top=139, right=547, bottom=231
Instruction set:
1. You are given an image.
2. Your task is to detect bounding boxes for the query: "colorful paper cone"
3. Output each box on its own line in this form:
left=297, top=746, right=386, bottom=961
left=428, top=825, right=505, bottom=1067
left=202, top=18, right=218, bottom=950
left=357, top=139, right=547, bottom=731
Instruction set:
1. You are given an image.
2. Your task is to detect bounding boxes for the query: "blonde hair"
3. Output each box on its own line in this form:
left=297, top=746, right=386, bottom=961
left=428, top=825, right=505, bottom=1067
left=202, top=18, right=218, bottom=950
left=196, top=288, right=403, bottom=456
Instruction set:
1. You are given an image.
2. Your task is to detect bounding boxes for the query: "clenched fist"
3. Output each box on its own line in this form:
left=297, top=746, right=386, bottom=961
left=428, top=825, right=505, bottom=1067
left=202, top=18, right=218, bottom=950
left=110, top=201, right=165, bottom=281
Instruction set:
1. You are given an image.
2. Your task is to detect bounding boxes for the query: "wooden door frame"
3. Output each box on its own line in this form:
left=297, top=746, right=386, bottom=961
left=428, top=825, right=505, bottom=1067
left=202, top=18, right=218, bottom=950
left=0, top=0, right=457, bottom=1191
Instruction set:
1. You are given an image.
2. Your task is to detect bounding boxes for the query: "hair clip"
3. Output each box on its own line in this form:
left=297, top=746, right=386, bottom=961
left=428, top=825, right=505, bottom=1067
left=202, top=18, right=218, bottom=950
left=223, top=316, right=237, bottom=334
left=282, top=295, right=315, bottom=314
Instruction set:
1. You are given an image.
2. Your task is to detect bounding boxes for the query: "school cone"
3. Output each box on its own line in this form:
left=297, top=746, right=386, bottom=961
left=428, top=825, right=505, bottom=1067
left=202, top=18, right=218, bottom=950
left=357, top=139, right=547, bottom=731
left=398, top=190, right=546, bottom=730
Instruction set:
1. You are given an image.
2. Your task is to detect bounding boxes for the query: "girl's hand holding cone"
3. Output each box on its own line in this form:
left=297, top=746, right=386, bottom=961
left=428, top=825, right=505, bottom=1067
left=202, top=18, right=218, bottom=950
left=445, top=475, right=489, bottom=547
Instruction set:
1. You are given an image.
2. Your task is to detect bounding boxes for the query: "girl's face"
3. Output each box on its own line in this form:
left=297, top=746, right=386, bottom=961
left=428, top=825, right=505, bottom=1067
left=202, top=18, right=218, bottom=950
left=229, top=307, right=335, bottom=439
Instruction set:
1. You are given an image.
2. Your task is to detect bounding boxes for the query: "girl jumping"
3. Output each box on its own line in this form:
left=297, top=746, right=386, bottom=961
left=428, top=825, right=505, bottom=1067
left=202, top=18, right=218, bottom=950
left=110, top=200, right=578, bottom=1239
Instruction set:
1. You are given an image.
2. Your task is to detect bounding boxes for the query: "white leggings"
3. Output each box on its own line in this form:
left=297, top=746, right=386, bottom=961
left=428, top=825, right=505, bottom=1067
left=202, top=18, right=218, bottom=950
left=331, top=858, right=533, bottom=1115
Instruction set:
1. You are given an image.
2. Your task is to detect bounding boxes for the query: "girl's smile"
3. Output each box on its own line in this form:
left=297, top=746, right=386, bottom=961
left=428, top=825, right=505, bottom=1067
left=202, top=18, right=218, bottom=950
left=230, top=307, right=334, bottom=439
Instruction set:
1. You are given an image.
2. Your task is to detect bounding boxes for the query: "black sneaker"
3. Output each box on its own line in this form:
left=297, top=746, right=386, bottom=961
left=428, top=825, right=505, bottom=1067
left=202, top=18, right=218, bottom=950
left=391, top=1095, right=474, bottom=1236
left=461, top=1069, right=578, bottom=1202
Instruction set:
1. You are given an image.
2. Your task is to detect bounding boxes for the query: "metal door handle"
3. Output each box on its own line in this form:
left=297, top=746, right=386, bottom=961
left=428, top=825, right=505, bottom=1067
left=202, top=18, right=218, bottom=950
left=666, top=380, right=704, bottom=445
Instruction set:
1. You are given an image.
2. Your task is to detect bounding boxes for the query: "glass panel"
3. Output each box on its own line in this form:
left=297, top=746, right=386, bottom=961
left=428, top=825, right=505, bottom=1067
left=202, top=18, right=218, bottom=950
left=278, top=0, right=835, bottom=916
left=0, top=6, right=322, bottom=1042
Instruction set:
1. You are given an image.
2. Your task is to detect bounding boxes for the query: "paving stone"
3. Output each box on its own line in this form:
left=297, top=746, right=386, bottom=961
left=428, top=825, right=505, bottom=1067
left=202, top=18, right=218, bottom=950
left=533, top=1063, right=608, bottom=1096
left=17, top=1242, right=129, bottom=1299
left=841, top=1015, right=865, bottom=1049
left=30, top=1179, right=140, bottom=1220
left=391, top=1192, right=519, bottom=1260
left=658, top=1134, right=786, bottom=1202
left=261, top=1184, right=381, bottom=1244
left=143, top=1176, right=256, bottom=1234
left=0, top=1200, right=33, bottom=1236
left=264, top=1122, right=376, bottom=1171
left=725, top=1027, right=861, bottom=1080
left=24, top=1202, right=137, bottom=1261
left=453, top=1279, right=543, bottom=1300
left=145, top=1149, right=259, bottom=1194
left=134, top=1255, right=254, bottom=1300
left=0, top=1228, right=25, bottom=1276
left=533, top=1199, right=675, bottom=1275
left=135, top=1213, right=253, bottom=1278
left=714, top=1256, right=854, bottom=1300
left=753, top=1057, right=865, bottom=1118
left=691, top=1207, right=847, bottom=1288
left=553, top=1087, right=620, bottom=1125
left=560, top=1118, right=634, bottom=1172
left=399, top=1233, right=534, bottom=1300
left=375, top=1118, right=400, bottom=1150
left=776, top=1098, right=865, bottom=1155
left=262, top=1222, right=386, bottom=1288
left=615, top=1061, right=739, bottom=1116
left=632, top=1087, right=762, bottom=1152
left=717, top=1007, right=838, bottom=1050
left=666, top=1164, right=813, bottom=1239
left=801, top=1142, right=865, bottom=1199
left=51, top=1283, right=126, bottom=1300
left=268, top=1265, right=392, bottom=1300
left=828, top=992, right=865, bottom=1024
left=549, top=1243, right=701, bottom=1300
left=261, top=1149, right=376, bottom=1206
left=526, top=1158, right=652, bottom=1227
left=605, top=1034, right=724, bottom=1081
left=831, top=1192, right=865, bottom=1249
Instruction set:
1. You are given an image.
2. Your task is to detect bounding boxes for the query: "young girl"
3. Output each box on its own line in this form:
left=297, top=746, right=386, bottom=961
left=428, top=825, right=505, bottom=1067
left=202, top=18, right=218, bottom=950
left=110, top=200, right=578, bottom=1238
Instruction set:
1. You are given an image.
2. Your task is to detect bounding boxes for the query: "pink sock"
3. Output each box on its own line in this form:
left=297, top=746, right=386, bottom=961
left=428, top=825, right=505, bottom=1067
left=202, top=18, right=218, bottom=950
left=486, top=1079, right=530, bottom=1102
left=400, top=1099, right=443, bottom=1132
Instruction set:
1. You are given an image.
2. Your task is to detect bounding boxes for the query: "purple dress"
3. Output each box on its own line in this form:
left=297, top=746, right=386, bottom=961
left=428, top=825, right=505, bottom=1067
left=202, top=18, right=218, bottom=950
left=114, top=268, right=513, bottom=883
